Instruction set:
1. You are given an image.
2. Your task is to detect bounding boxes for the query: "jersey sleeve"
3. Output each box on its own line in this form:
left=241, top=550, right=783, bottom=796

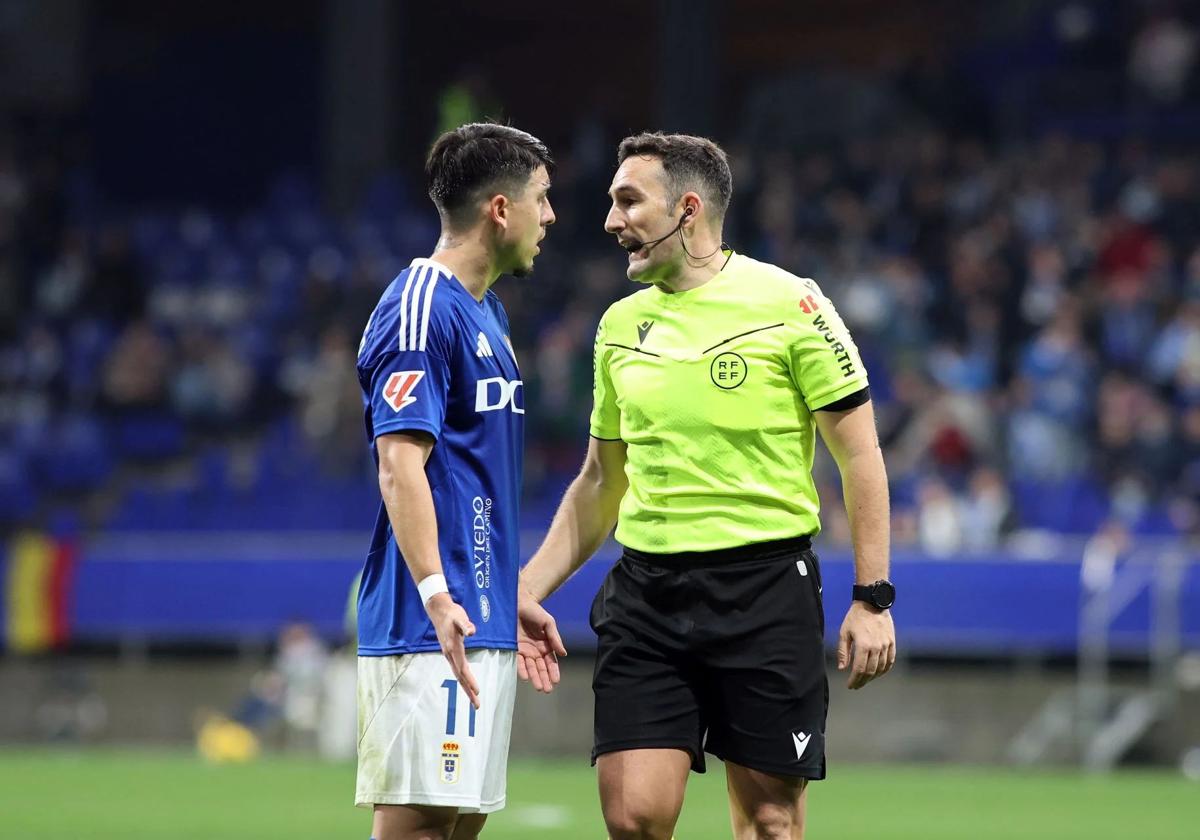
left=588, top=311, right=621, bottom=440
left=785, top=279, right=870, bottom=410
left=367, top=306, right=454, bottom=441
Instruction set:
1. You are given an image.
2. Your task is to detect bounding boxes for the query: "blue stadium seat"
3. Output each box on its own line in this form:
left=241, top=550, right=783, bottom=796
left=1011, top=477, right=1110, bottom=533
left=37, top=415, right=114, bottom=493
left=0, top=448, right=37, bottom=524
left=111, top=412, right=186, bottom=462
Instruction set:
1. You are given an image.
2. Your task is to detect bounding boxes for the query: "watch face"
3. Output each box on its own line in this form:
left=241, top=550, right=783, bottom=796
left=872, top=581, right=896, bottom=609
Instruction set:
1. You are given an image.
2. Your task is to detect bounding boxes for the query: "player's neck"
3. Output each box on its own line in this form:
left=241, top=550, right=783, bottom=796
left=429, top=242, right=496, bottom=302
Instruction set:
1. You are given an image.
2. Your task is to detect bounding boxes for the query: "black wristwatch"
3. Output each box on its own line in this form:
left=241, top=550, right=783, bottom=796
left=852, top=579, right=896, bottom=610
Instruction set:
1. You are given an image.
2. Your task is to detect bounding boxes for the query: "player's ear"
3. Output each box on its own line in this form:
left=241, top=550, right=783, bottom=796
left=680, top=192, right=702, bottom=226
left=488, top=194, right=509, bottom=230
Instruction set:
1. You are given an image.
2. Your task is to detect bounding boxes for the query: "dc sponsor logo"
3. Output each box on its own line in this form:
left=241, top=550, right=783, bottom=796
left=792, top=731, right=812, bottom=760
left=440, top=741, right=460, bottom=784
left=479, top=594, right=491, bottom=622
left=475, top=377, right=524, bottom=414
left=382, top=370, right=424, bottom=411
left=710, top=352, right=747, bottom=389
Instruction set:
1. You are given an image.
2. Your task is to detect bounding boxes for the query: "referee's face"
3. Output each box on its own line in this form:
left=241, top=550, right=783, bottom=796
left=606, top=156, right=681, bottom=284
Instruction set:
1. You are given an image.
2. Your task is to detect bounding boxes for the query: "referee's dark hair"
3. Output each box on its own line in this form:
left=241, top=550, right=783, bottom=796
left=426, top=123, right=554, bottom=229
left=618, top=132, right=732, bottom=220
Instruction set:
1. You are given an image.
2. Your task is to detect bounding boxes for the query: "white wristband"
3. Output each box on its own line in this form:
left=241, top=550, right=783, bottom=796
left=417, top=573, right=449, bottom=606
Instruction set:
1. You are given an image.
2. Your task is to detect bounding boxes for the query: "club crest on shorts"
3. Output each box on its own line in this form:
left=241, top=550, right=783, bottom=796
left=440, top=741, right=460, bottom=784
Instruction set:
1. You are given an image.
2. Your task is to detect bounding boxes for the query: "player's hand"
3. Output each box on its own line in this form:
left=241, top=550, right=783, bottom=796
left=426, top=593, right=481, bottom=708
left=837, top=601, right=896, bottom=690
left=516, top=589, right=567, bottom=694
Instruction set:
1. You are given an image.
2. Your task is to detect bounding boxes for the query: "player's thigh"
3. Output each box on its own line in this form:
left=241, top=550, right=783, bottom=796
left=724, top=762, right=808, bottom=840
left=356, top=650, right=515, bottom=813
left=473, top=649, right=517, bottom=813
left=371, top=803, right=458, bottom=840
left=597, top=748, right=691, bottom=838
left=450, top=812, right=487, bottom=839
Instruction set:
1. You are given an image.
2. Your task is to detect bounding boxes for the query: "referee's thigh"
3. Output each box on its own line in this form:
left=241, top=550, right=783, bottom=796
left=598, top=748, right=691, bottom=840
left=590, top=557, right=707, bottom=771
left=725, top=761, right=809, bottom=840
left=693, top=550, right=828, bottom=780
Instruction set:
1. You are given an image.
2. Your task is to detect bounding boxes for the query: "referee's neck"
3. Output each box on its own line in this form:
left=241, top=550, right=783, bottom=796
left=654, top=258, right=724, bottom=294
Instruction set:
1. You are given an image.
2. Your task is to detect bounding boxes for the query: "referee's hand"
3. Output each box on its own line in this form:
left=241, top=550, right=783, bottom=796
left=837, top=602, right=896, bottom=690
left=426, top=593, right=481, bottom=708
left=516, top=589, right=567, bottom=694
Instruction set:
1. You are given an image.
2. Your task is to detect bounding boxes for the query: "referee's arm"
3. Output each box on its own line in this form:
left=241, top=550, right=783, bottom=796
left=519, top=437, right=629, bottom=602
left=814, top=400, right=896, bottom=690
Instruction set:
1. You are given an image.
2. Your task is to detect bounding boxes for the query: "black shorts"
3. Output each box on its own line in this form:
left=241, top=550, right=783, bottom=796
left=589, top=536, right=828, bottom=779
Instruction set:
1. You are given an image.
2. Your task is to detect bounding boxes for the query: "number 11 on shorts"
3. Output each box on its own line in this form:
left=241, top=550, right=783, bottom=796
left=440, top=678, right=477, bottom=737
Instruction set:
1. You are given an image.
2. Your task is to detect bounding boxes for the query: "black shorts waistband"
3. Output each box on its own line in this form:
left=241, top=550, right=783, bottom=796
left=621, top=535, right=812, bottom=570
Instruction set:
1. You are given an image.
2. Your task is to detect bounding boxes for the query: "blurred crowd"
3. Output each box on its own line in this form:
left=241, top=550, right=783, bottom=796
left=2, top=5, right=1200, bottom=552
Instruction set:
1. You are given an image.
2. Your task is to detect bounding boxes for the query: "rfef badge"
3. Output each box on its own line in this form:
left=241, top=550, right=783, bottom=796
left=440, top=741, right=460, bottom=784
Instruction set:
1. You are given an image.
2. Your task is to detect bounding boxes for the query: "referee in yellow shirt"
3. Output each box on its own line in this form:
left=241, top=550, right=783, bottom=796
left=516, top=133, right=896, bottom=840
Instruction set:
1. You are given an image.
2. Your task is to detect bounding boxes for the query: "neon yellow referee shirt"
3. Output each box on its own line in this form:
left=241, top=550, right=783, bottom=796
left=590, top=251, right=869, bottom=553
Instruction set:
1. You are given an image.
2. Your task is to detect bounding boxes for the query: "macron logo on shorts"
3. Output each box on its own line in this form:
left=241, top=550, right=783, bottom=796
left=383, top=371, right=424, bottom=412
left=792, top=731, right=811, bottom=760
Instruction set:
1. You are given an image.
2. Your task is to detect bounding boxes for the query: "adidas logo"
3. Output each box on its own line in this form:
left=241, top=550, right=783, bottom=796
left=476, top=332, right=494, bottom=358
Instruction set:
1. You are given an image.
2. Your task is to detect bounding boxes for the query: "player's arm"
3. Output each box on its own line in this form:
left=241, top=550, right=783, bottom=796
left=376, top=431, right=481, bottom=708
left=814, top=401, right=896, bottom=690
left=514, top=437, right=627, bottom=692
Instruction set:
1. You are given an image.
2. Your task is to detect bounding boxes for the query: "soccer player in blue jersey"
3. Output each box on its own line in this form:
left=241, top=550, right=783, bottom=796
left=354, top=123, right=566, bottom=840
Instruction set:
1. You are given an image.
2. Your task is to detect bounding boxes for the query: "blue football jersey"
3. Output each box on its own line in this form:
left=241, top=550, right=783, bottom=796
left=356, top=257, right=524, bottom=655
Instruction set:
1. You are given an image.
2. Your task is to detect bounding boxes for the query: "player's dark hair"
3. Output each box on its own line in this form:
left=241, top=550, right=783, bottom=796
left=617, top=132, right=732, bottom=219
left=426, top=123, right=554, bottom=228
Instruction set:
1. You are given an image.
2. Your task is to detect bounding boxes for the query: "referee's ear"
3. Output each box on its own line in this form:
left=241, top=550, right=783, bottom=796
left=678, top=193, right=702, bottom=226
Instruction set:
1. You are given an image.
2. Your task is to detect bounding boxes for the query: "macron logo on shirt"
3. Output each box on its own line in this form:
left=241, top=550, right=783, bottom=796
left=476, top=332, right=494, bottom=358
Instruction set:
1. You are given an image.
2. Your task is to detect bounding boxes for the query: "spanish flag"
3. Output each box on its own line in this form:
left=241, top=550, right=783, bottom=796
left=4, top=532, right=75, bottom=653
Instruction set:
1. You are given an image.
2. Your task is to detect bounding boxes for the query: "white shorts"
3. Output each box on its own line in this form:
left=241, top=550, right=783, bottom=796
left=355, top=649, right=516, bottom=814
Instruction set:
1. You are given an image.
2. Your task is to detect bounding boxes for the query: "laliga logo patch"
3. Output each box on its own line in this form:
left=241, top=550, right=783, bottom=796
left=440, top=741, right=461, bottom=784
left=382, top=370, right=424, bottom=411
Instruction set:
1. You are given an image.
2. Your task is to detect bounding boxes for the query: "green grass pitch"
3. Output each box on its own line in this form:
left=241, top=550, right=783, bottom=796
left=0, top=749, right=1196, bottom=838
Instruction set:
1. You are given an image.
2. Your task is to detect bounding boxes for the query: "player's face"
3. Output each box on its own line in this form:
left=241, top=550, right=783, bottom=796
left=605, top=156, right=683, bottom=283
left=505, top=165, right=555, bottom=278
